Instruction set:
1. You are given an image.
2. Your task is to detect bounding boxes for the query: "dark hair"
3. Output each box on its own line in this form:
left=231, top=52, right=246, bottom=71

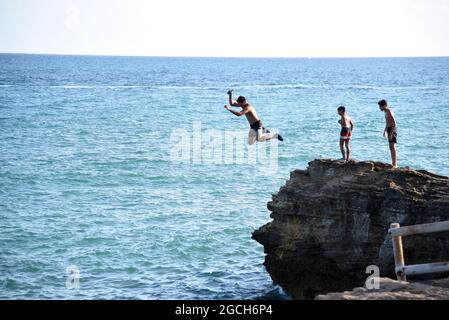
left=337, top=106, right=346, bottom=113
left=237, top=96, right=246, bottom=103
left=378, top=99, right=388, bottom=107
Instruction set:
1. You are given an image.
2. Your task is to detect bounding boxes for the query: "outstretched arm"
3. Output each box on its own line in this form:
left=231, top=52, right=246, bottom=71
left=228, top=93, right=234, bottom=106
left=224, top=105, right=250, bottom=117
left=227, top=91, right=239, bottom=107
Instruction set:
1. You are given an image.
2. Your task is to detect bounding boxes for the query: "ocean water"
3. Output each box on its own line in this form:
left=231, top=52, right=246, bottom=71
left=0, top=54, right=448, bottom=299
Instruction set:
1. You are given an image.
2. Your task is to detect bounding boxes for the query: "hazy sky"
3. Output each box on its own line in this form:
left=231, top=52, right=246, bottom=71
left=1, top=0, right=448, bottom=57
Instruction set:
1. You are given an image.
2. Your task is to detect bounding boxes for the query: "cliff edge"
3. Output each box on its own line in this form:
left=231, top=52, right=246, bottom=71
left=252, top=159, right=449, bottom=299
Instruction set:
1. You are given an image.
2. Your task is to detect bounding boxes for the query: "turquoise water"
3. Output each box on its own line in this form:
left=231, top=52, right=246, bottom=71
left=0, top=54, right=448, bottom=299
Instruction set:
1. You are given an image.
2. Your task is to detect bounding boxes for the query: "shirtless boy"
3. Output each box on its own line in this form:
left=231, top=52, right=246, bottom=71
left=224, top=90, right=284, bottom=145
left=337, top=106, right=354, bottom=161
left=378, top=99, right=397, bottom=168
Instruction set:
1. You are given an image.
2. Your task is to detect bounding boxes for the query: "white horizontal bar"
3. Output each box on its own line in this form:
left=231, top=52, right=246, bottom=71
left=396, top=261, right=449, bottom=276
left=389, top=221, right=449, bottom=237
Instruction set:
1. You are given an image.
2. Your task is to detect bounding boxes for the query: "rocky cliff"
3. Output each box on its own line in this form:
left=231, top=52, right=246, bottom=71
left=252, top=159, right=449, bottom=299
left=316, top=277, right=449, bottom=300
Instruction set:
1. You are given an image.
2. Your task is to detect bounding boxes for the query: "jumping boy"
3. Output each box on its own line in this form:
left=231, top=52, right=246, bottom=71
left=224, top=90, right=284, bottom=145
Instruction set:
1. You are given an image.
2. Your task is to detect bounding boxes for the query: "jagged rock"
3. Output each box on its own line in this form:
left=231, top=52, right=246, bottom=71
left=252, top=159, right=449, bottom=299
left=316, top=277, right=449, bottom=300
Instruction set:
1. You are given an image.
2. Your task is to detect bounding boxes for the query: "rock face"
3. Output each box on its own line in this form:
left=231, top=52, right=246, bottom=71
left=252, top=159, right=449, bottom=299
left=316, top=277, right=449, bottom=300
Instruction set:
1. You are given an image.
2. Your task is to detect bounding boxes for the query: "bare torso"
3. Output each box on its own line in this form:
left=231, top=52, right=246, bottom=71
left=385, top=109, right=395, bottom=127
left=242, top=104, right=260, bottom=125
left=339, top=115, right=352, bottom=129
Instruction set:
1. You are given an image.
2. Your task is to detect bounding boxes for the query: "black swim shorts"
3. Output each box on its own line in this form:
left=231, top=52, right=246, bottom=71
left=386, top=127, right=397, bottom=144
left=250, top=120, right=264, bottom=131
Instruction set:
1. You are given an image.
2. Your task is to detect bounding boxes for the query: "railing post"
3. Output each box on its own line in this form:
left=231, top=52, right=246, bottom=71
left=390, top=223, right=407, bottom=281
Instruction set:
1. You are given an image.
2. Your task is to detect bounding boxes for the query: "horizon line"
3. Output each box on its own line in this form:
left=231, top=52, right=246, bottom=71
left=1, top=52, right=449, bottom=59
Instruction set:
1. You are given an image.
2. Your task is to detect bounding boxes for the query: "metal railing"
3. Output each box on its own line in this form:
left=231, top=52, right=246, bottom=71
left=389, top=221, right=449, bottom=281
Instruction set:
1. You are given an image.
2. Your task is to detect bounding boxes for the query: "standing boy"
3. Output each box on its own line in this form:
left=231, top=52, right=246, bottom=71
left=337, top=106, right=354, bottom=162
left=378, top=100, right=397, bottom=168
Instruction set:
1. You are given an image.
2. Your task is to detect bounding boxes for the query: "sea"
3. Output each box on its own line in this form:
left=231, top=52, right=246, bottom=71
left=0, top=54, right=448, bottom=299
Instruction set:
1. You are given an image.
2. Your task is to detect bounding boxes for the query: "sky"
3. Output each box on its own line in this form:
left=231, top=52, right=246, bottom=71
left=0, top=0, right=448, bottom=57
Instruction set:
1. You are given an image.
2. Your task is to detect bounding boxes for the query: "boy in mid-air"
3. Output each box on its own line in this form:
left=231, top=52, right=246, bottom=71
left=378, top=99, right=397, bottom=168
left=337, top=106, right=354, bottom=161
left=224, top=90, right=283, bottom=145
